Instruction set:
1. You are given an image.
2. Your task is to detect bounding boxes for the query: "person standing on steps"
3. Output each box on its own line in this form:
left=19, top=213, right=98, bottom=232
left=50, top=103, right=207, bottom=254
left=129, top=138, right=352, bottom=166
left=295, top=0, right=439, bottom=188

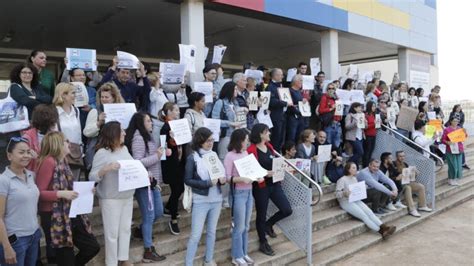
left=442, top=115, right=467, bottom=186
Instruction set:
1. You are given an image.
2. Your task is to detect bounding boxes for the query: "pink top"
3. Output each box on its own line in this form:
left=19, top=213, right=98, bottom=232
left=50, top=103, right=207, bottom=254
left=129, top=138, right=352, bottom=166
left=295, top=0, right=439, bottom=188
left=22, top=128, right=41, bottom=171
left=442, top=126, right=465, bottom=153
left=224, top=150, right=252, bottom=190
left=35, top=156, right=60, bottom=212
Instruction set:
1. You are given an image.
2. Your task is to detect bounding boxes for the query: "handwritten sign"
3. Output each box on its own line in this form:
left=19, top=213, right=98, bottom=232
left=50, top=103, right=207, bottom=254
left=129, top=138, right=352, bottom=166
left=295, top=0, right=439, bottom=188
left=278, top=88, right=293, bottom=105
left=234, top=154, right=269, bottom=181
left=425, top=125, right=436, bottom=139
left=66, top=48, right=96, bottom=71
left=194, top=82, right=213, bottom=103
left=335, top=100, right=343, bottom=116
left=302, top=75, right=314, bottom=90
left=260, top=91, right=270, bottom=110
left=317, top=144, right=332, bottom=163
left=428, top=119, right=443, bottom=132
left=448, top=128, right=466, bottom=143
left=71, top=82, right=89, bottom=107
left=117, top=51, right=139, bottom=69
left=348, top=181, right=367, bottom=203
left=168, top=118, right=192, bottom=145
left=118, top=160, right=150, bottom=191
left=396, top=105, right=418, bottom=131
left=104, top=103, right=137, bottom=129
left=356, top=113, right=365, bottom=129
left=298, top=101, right=311, bottom=117
left=248, top=91, right=259, bottom=111
left=272, top=157, right=287, bottom=183
left=203, top=152, right=225, bottom=180
left=203, top=118, right=221, bottom=141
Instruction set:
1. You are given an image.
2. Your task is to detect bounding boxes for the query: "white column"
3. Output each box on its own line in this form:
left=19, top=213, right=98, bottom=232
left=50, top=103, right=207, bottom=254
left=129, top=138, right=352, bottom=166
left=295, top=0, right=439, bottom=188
left=320, top=30, right=339, bottom=79
left=398, top=48, right=409, bottom=83
left=180, top=0, right=205, bottom=85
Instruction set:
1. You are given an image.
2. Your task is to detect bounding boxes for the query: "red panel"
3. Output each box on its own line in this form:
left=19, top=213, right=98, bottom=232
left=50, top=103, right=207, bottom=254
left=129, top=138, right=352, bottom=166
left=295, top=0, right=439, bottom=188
left=211, top=0, right=264, bottom=12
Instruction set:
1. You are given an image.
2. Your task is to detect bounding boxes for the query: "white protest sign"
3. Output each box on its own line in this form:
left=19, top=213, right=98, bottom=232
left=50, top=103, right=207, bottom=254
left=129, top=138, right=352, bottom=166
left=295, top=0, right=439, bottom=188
left=348, top=64, right=358, bottom=79
left=288, top=159, right=311, bottom=176
left=348, top=181, right=367, bottom=203
left=400, top=92, right=408, bottom=100
left=160, top=135, right=166, bottom=160
left=179, top=44, right=196, bottom=73
left=248, top=91, right=259, bottom=111
left=235, top=107, right=247, bottom=128
left=168, top=119, right=192, bottom=145
left=392, top=90, right=400, bottom=102
left=302, top=75, right=315, bottom=90
left=117, top=51, right=139, bottom=69
left=203, top=152, right=225, bottom=180
left=71, top=82, right=89, bottom=107
left=260, top=91, right=270, bottom=110
left=69, top=181, right=95, bottom=218
left=410, top=96, right=419, bottom=108
left=256, top=109, right=273, bottom=129
left=194, top=82, right=213, bottom=103
left=409, top=166, right=417, bottom=181
left=160, top=63, right=186, bottom=85
left=402, top=168, right=411, bottom=185
left=375, top=114, right=382, bottom=128
left=334, top=100, right=343, bottom=116
left=310, top=57, right=321, bottom=75
left=118, top=160, right=150, bottom=191
left=438, top=144, right=447, bottom=154
left=356, top=113, right=365, bottom=129
left=387, top=107, right=397, bottom=129
left=336, top=89, right=351, bottom=105
left=286, top=68, right=297, bottom=82
left=427, top=111, right=436, bottom=120
left=450, top=143, right=460, bottom=154
left=244, top=69, right=264, bottom=84
left=278, top=88, right=293, bottom=105
left=212, top=45, right=227, bottom=64
left=298, top=101, right=311, bottom=117
left=317, top=144, right=332, bottom=163
left=104, top=103, right=137, bottom=129
left=272, top=157, right=287, bottom=183
left=234, top=154, right=268, bottom=181
left=351, top=90, right=365, bottom=104
left=203, top=118, right=221, bottom=141
left=66, top=48, right=96, bottom=71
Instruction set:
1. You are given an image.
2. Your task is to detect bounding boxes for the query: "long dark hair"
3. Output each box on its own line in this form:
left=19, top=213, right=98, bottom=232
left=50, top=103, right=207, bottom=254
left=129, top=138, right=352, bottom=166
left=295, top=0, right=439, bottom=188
left=125, top=112, right=152, bottom=155
left=249, top=123, right=269, bottom=144
left=9, top=63, right=39, bottom=87
left=96, top=121, right=123, bottom=152
left=219, top=81, right=236, bottom=102
left=342, top=78, right=354, bottom=90
left=348, top=102, right=363, bottom=114
left=228, top=128, right=249, bottom=152
left=366, top=101, right=376, bottom=115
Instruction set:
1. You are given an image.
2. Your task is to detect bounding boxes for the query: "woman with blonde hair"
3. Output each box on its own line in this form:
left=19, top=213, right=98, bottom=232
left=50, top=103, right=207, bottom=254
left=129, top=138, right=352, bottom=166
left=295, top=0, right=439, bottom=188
left=53, top=82, right=83, bottom=180
left=36, top=132, right=99, bottom=265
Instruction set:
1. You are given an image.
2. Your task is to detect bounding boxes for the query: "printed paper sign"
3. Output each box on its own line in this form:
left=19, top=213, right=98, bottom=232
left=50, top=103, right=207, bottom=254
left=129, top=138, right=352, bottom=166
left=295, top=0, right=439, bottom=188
left=272, top=157, right=287, bottom=183
left=278, top=88, right=293, bottom=105
left=375, top=114, right=382, bottom=129
left=410, top=96, right=419, bottom=108
left=69, top=181, right=95, bottom=218
left=450, top=143, right=460, bottom=154
left=71, top=82, right=89, bottom=107
left=401, top=168, right=411, bottom=185
left=302, top=75, right=314, bottom=90
left=348, top=181, right=367, bottom=203
left=117, top=51, right=139, bottom=69
left=203, top=152, right=225, bottom=180
left=104, top=103, right=137, bottom=129
left=298, top=101, right=311, bottom=117
left=248, top=91, right=259, bottom=111
left=235, top=107, right=247, bottom=128
left=179, top=44, right=196, bottom=73
left=234, top=154, right=269, bottom=181
left=244, top=69, right=264, bottom=84
left=169, top=118, right=192, bottom=145
left=392, top=90, right=400, bottom=102
left=356, top=113, right=365, bottom=129
left=160, top=63, right=186, bottom=85
left=317, top=144, right=332, bottom=163
left=387, top=107, right=397, bottom=129
left=400, top=92, right=408, bottom=100
left=256, top=109, right=273, bottom=129
left=409, top=166, right=417, bottom=181
left=335, top=100, right=343, bottom=116
left=203, top=118, right=221, bottom=141
left=448, top=128, right=466, bottom=143
left=118, top=160, right=150, bottom=191
left=194, top=82, right=213, bottom=103
left=438, top=144, right=447, bottom=154
left=336, top=89, right=351, bottom=105
left=160, top=135, right=166, bottom=160
left=286, top=68, right=297, bottom=82
left=427, top=111, right=436, bottom=120
left=310, top=57, right=321, bottom=75
left=260, top=91, right=270, bottom=110
left=66, top=48, right=96, bottom=71
left=287, top=159, right=311, bottom=176
left=350, top=90, right=365, bottom=104
left=212, top=45, right=227, bottom=64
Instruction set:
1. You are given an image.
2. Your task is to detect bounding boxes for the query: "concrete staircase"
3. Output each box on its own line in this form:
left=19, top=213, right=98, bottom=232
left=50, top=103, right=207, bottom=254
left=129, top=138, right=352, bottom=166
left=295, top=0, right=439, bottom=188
left=41, top=146, right=473, bottom=265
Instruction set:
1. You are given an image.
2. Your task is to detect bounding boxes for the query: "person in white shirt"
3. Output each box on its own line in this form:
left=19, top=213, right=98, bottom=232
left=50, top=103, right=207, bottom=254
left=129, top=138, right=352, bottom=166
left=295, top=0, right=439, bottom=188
left=412, top=120, right=435, bottom=158
left=149, top=72, right=169, bottom=117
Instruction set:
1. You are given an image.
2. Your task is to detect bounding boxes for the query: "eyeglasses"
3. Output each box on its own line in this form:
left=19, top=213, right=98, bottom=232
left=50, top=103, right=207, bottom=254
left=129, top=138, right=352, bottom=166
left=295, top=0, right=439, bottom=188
left=327, top=87, right=335, bottom=90
left=20, top=71, right=33, bottom=75
left=205, top=138, right=215, bottom=143
left=7, top=137, right=29, bottom=151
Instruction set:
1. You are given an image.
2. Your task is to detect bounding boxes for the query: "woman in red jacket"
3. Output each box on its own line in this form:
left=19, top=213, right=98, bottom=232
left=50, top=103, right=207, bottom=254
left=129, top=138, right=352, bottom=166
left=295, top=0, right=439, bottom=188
left=363, top=101, right=378, bottom=167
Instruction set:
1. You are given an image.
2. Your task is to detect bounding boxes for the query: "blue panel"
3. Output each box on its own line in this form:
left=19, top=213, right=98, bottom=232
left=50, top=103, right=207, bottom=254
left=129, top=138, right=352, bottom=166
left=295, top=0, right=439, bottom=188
left=264, top=0, right=348, bottom=31
left=425, top=0, right=437, bottom=9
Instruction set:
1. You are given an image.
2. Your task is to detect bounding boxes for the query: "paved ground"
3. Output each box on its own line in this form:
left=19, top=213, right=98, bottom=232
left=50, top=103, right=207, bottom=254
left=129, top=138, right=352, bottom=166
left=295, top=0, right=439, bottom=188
left=335, top=199, right=474, bottom=266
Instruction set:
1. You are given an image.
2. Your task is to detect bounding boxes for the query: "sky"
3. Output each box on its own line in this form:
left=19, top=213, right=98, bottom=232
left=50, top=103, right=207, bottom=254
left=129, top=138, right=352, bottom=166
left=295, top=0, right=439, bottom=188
left=437, top=1, right=474, bottom=101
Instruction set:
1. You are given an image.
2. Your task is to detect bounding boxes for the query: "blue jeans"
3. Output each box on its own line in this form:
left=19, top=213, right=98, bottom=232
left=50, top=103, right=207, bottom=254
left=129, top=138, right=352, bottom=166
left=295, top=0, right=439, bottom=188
left=324, top=121, right=342, bottom=150
left=185, top=201, right=222, bottom=265
left=349, top=139, right=364, bottom=166
left=286, top=116, right=305, bottom=143
left=0, top=228, right=41, bottom=266
left=230, top=189, right=253, bottom=259
left=339, top=200, right=382, bottom=231
left=135, top=187, right=164, bottom=248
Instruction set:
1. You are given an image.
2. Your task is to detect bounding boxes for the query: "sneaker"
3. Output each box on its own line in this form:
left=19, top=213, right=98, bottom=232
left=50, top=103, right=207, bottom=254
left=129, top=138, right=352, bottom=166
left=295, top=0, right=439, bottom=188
left=394, top=200, right=407, bottom=209
left=142, top=246, right=166, bottom=262
left=169, top=221, right=180, bottom=235
left=418, top=206, right=433, bottom=212
left=265, top=225, right=277, bottom=238
left=409, top=210, right=421, bottom=217
left=232, top=257, right=248, bottom=266
left=259, top=242, right=275, bottom=256
left=463, top=164, right=471, bottom=170
left=243, top=255, right=255, bottom=265
left=385, top=202, right=397, bottom=211
left=449, top=179, right=459, bottom=186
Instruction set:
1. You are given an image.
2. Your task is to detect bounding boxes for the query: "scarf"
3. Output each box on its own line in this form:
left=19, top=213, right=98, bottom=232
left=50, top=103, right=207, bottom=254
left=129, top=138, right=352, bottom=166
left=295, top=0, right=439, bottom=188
left=50, top=160, right=92, bottom=248
left=194, top=149, right=213, bottom=182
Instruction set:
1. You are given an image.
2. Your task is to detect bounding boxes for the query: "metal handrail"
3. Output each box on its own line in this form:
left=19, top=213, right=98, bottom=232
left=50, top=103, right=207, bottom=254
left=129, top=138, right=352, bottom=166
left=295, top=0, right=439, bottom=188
left=274, top=151, right=323, bottom=205
left=381, top=124, right=444, bottom=165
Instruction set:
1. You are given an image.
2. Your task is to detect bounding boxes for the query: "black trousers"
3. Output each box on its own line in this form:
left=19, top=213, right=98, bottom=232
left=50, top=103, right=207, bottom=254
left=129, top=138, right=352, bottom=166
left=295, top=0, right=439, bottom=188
left=252, top=182, right=293, bottom=243
left=40, top=212, right=100, bottom=266
left=166, top=174, right=184, bottom=220
left=364, top=188, right=390, bottom=211
left=363, top=136, right=376, bottom=167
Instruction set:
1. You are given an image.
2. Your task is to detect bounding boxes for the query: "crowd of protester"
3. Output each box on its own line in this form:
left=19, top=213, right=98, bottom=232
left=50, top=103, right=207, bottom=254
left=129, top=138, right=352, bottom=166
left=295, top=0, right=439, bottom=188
left=0, top=49, right=469, bottom=266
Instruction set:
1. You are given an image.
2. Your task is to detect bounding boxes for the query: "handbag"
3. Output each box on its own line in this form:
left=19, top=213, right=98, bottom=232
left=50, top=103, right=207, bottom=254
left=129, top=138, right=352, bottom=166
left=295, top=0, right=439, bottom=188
left=182, top=184, right=193, bottom=213
left=0, top=84, right=30, bottom=133
left=57, top=106, right=84, bottom=168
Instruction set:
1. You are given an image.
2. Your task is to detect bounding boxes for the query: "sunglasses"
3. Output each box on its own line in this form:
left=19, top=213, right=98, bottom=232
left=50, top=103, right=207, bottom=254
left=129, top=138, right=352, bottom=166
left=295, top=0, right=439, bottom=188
left=7, top=137, right=29, bottom=150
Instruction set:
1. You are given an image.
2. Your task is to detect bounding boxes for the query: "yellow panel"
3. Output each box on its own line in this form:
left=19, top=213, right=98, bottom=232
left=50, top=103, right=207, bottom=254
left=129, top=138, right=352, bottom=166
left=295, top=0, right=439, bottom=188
left=347, top=0, right=373, bottom=18
left=333, top=0, right=348, bottom=10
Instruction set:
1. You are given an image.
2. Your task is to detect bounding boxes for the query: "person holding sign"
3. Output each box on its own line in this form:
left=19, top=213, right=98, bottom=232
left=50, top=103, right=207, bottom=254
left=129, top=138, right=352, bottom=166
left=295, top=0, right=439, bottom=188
left=184, top=128, right=225, bottom=266
left=345, top=102, right=366, bottom=167
left=247, top=124, right=293, bottom=256
left=448, top=105, right=469, bottom=170
left=124, top=113, right=167, bottom=262
left=89, top=121, right=135, bottom=266
left=442, top=116, right=466, bottom=186
left=223, top=129, right=261, bottom=265
left=0, top=137, right=42, bottom=266
left=412, top=120, right=436, bottom=158
left=379, top=153, right=409, bottom=213
left=159, top=103, right=186, bottom=235
left=296, top=130, right=320, bottom=183
left=319, top=84, right=343, bottom=151
left=268, top=68, right=292, bottom=152
left=336, top=162, right=396, bottom=239
left=66, top=68, right=97, bottom=131
left=363, top=101, right=377, bottom=167
left=36, top=132, right=99, bottom=265
left=99, top=56, right=151, bottom=112
left=286, top=75, right=306, bottom=143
